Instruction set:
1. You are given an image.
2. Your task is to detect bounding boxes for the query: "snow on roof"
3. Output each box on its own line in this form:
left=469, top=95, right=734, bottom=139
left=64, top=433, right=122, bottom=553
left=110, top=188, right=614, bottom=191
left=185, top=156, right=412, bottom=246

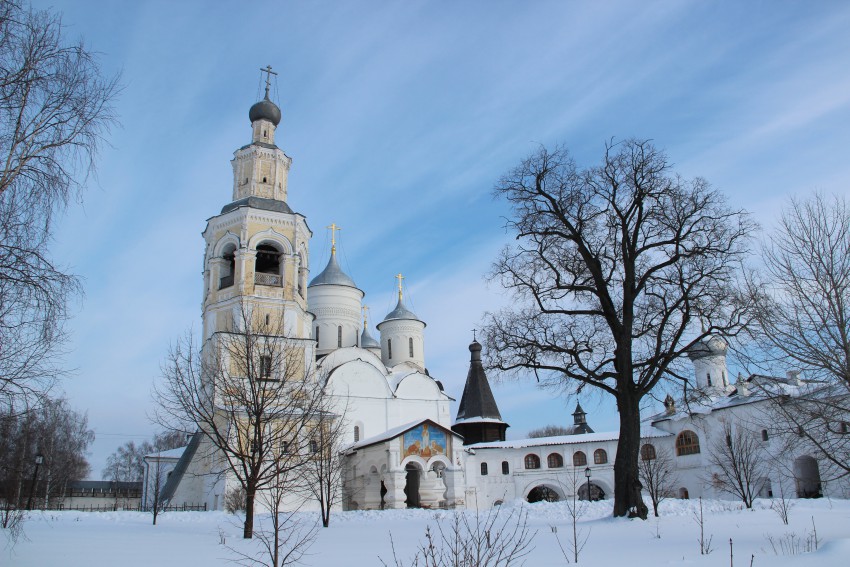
left=144, top=446, right=187, bottom=460
left=346, top=418, right=460, bottom=452
left=647, top=373, right=830, bottom=423
left=452, top=416, right=506, bottom=425
left=469, top=426, right=670, bottom=450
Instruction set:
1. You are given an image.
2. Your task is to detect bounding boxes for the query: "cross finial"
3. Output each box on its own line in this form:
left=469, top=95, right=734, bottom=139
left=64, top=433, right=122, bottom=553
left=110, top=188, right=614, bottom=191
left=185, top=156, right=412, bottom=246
left=395, top=273, right=404, bottom=301
left=472, top=328, right=477, bottom=342
left=327, top=223, right=341, bottom=255
left=362, top=305, right=370, bottom=329
left=260, top=65, right=278, bottom=99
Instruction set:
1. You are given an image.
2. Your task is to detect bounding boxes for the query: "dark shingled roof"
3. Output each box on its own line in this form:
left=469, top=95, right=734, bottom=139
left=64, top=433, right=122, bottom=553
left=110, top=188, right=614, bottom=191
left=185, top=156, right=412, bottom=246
left=221, top=196, right=293, bottom=215
left=455, top=340, right=504, bottom=422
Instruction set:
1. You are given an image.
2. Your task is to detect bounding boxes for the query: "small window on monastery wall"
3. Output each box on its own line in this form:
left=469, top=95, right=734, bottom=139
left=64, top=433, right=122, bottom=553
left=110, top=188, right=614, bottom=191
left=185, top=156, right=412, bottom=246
left=676, top=430, right=701, bottom=456
left=573, top=451, right=587, bottom=467
left=265, top=314, right=270, bottom=326
left=761, top=429, right=769, bottom=441
left=524, top=454, right=540, bottom=469
left=409, top=337, right=414, bottom=358
left=594, top=449, right=608, bottom=464
left=388, top=339, right=392, bottom=359
left=547, top=453, right=563, bottom=468
left=707, top=372, right=712, bottom=386
left=502, top=461, right=509, bottom=475
left=353, top=426, right=360, bottom=442
left=315, top=327, right=319, bottom=343
left=481, top=462, right=488, bottom=476
left=338, top=326, right=342, bottom=348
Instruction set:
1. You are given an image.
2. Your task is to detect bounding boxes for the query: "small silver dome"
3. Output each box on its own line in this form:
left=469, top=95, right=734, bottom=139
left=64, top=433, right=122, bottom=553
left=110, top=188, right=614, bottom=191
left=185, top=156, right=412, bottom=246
left=308, top=252, right=357, bottom=288
left=360, top=326, right=380, bottom=349
left=381, top=297, right=419, bottom=323
left=687, top=335, right=728, bottom=360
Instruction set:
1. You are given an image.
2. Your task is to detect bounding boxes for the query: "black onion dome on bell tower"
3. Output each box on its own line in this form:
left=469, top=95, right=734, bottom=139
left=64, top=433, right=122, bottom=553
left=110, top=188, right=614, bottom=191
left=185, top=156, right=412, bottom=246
left=249, top=94, right=281, bottom=126
left=452, top=340, right=509, bottom=445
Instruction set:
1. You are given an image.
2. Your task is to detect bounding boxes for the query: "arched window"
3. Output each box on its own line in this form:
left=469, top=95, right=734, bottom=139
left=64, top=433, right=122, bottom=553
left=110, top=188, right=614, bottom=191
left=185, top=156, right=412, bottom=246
left=640, top=444, right=657, bottom=461
left=678, top=487, right=690, bottom=499
left=315, top=326, right=320, bottom=343
left=761, top=429, right=769, bottom=441
left=676, top=430, right=701, bottom=456
left=219, top=244, right=236, bottom=289
left=388, top=339, right=392, bottom=359
left=310, top=439, right=319, bottom=453
left=480, top=462, right=488, bottom=476
left=524, top=454, right=540, bottom=469
left=337, top=326, right=342, bottom=348
left=594, top=449, right=608, bottom=464
left=409, top=337, right=414, bottom=358
left=353, top=426, right=360, bottom=442
left=255, top=243, right=282, bottom=286
left=573, top=451, right=587, bottom=467
left=707, top=372, right=712, bottom=386
left=547, top=453, right=563, bottom=468
left=502, top=461, right=509, bottom=475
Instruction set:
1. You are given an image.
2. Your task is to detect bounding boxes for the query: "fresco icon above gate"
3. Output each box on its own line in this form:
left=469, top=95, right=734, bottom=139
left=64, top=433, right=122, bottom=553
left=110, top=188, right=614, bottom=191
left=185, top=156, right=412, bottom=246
left=403, top=423, right=447, bottom=459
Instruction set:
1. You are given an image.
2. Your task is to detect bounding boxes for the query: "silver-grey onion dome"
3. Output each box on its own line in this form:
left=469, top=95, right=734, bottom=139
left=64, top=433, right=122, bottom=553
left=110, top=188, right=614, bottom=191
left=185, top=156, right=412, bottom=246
left=249, top=95, right=281, bottom=126
left=382, top=297, right=419, bottom=322
left=687, top=335, right=728, bottom=360
left=308, top=252, right=357, bottom=288
left=360, top=326, right=380, bottom=349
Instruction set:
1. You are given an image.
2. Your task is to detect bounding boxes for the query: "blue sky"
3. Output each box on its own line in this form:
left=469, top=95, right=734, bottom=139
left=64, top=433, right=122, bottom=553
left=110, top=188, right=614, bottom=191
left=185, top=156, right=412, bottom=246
left=32, top=0, right=850, bottom=478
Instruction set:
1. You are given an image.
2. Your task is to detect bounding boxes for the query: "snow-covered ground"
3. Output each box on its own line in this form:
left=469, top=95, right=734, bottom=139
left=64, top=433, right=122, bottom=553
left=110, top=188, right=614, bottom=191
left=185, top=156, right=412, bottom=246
left=4, top=498, right=848, bottom=566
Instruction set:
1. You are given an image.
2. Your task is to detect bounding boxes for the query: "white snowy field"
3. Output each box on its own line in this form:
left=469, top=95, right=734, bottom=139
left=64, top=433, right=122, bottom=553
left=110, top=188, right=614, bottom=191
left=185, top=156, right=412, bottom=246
left=3, top=498, right=849, bottom=566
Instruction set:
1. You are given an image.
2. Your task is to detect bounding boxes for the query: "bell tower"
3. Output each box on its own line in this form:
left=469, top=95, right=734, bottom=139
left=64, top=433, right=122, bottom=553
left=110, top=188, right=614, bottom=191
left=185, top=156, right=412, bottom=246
left=200, top=67, right=313, bottom=345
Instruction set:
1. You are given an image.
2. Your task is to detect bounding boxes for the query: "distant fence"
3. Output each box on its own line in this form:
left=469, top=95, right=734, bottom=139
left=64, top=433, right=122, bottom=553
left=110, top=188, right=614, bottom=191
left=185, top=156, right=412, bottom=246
left=42, top=502, right=208, bottom=512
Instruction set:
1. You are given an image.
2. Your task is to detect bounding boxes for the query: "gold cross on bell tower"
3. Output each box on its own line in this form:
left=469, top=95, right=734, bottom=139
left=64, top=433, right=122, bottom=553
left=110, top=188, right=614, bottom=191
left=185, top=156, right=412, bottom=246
left=327, top=223, right=341, bottom=255
left=395, top=273, right=404, bottom=301
left=362, top=305, right=370, bottom=330
left=260, top=65, right=278, bottom=99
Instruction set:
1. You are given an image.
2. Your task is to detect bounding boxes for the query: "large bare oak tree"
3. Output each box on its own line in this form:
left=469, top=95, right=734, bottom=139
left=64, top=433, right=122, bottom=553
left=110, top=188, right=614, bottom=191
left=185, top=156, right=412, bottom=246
left=483, top=140, right=752, bottom=518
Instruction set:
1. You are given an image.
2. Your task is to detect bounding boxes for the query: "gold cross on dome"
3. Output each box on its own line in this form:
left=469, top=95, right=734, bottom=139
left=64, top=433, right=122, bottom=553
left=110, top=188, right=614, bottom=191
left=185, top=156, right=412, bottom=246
left=327, top=223, right=341, bottom=254
left=260, top=65, right=278, bottom=98
left=362, top=305, right=370, bottom=328
left=395, top=273, right=404, bottom=300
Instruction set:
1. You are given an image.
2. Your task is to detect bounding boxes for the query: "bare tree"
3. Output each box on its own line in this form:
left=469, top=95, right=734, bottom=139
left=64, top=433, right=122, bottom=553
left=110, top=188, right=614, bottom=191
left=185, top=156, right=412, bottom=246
left=144, top=449, right=168, bottom=524
left=155, top=303, right=327, bottom=539
left=527, top=425, right=571, bottom=438
left=382, top=505, right=536, bottom=567
left=638, top=443, right=677, bottom=517
left=300, top=398, right=347, bottom=528
left=706, top=423, right=767, bottom=509
left=553, top=468, right=591, bottom=564
left=230, top=458, right=318, bottom=567
left=0, top=0, right=119, bottom=407
left=141, top=433, right=187, bottom=524
left=744, top=193, right=850, bottom=481
left=484, top=140, right=753, bottom=518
